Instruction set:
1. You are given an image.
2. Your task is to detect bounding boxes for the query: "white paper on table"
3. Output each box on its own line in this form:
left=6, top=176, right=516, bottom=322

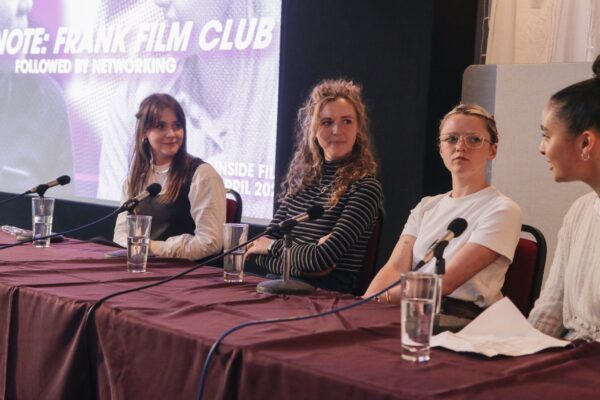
left=431, top=297, right=570, bottom=357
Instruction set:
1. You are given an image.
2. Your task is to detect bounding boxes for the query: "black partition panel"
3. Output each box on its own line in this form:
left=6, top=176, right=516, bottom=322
left=276, top=0, right=477, bottom=271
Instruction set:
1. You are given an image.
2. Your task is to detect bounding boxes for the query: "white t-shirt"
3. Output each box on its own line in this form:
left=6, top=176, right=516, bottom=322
left=402, top=186, right=522, bottom=307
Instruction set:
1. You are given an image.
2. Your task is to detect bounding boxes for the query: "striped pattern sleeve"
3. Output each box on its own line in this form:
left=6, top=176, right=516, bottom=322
left=263, top=198, right=288, bottom=241
left=255, top=177, right=382, bottom=277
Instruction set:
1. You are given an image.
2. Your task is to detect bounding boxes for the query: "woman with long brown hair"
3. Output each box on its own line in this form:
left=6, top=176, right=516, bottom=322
left=246, top=79, right=383, bottom=294
left=113, top=93, right=226, bottom=260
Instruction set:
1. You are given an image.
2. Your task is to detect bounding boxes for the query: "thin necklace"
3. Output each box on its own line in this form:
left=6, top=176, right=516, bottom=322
left=318, top=176, right=338, bottom=195
left=151, top=163, right=170, bottom=175
left=319, top=181, right=333, bottom=194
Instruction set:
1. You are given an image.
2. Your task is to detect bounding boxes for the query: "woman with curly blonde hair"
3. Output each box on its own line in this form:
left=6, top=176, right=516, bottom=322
left=247, top=79, right=383, bottom=294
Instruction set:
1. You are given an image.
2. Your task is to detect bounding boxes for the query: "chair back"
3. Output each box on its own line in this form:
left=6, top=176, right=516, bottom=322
left=501, top=224, right=547, bottom=316
left=225, top=188, right=243, bottom=223
left=353, top=212, right=384, bottom=296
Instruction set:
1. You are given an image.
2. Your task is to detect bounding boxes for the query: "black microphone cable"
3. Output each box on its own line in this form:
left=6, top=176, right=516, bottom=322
left=0, top=184, right=162, bottom=251
left=81, top=209, right=325, bottom=340
left=82, top=229, right=271, bottom=399
left=0, top=175, right=72, bottom=206
left=196, top=218, right=469, bottom=398
left=83, top=231, right=269, bottom=321
left=0, top=211, right=118, bottom=250
left=80, top=204, right=326, bottom=397
left=80, top=219, right=300, bottom=327
left=0, top=192, right=28, bottom=206
left=195, top=278, right=403, bottom=400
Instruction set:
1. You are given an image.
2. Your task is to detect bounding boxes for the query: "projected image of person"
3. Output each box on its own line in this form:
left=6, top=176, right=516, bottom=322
left=98, top=0, right=280, bottom=221
left=113, top=93, right=226, bottom=261
left=246, top=79, right=383, bottom=294
left=528, top=55, right=600, bottom=340
left=0, top=0, right=74, bottom=193
left=365, top=104, right=521, bottom=318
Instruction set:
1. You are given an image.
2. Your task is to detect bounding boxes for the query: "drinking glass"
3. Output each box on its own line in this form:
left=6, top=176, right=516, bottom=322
left=31, top=197, right=55, bottom=248
left=223, top=223, right=249, bottom=282
left=127, top=215, right=152, bottom=273
left=400, top=272, right=438, bottom=362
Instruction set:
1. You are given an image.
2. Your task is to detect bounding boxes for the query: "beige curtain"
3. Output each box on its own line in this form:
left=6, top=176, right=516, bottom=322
left=486, top=0, right=600, bottom=63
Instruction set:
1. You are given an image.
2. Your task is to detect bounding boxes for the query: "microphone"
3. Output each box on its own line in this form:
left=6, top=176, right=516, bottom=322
left=115, top=183, right=162, bottom=214
left=257, top=204, right=326, bottom=295
left=26, top=175, right=71, bottom=197
left=413, top=218, right=468, bottom=270
left=269, top=204, right=324, bottom=232
left=0, top=183, right=162, bottom=251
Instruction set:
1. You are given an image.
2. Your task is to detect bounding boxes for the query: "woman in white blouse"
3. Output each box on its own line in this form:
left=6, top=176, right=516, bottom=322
left=528, top=55, right=600, bottom=340
left=113, top=93, right=226, bottom=261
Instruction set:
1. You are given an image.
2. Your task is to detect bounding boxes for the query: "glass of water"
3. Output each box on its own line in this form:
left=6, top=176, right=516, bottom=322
left=400, top=272, right=438, bottom=362
left=223, top=223, right=249, bottom=282
left=31, top=197, right=55, bottom=248
left=127, top=215, right=152, bottom=273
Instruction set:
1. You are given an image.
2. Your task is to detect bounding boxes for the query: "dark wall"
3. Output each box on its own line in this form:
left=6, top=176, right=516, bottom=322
left=276, top=0, right=477, bottom=269
left=1, top=0, right=478, bottom=272
left=422, top=0, right=479, bottom=196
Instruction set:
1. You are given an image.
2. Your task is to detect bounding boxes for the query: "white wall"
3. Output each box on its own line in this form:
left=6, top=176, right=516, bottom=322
left=463, top=62, right=592, bottom=281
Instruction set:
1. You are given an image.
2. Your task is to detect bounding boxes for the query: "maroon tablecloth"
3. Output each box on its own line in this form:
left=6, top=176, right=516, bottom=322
left=0, top=233, right=599, bottom=400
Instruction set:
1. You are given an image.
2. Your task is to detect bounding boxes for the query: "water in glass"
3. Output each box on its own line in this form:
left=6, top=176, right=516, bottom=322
left=223, top=250, right=245, bottom=282
left=401, top=297, right=435, bottom=362
left=127, top=236, right=149, bottom=273
left=33, top=215, right=53, bottom=248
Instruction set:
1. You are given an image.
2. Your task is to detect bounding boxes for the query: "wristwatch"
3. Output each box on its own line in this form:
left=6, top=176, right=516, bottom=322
left=267, top=239, right=275, bottom=255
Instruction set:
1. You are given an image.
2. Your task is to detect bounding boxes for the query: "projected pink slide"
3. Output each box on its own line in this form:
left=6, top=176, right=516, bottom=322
left=0, top=0, right=281, bottom=222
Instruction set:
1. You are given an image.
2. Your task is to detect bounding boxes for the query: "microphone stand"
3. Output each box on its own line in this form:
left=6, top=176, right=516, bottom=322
left=115, top=197, right=144, bottom=215
left=433, top=240, right=449, bottom=314
left=0, top=185, right=52, bottom=206
left=123, top=201, right=139, bottom=215
left=1, top=185, right=160, bottom=250
left=35, top=185, right=50, bottom=197
left=0, top=181, right=67, bottom=206
left=256, top=231, right=315, bottom=295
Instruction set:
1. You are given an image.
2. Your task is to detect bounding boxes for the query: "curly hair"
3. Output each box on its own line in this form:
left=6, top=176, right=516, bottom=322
left=439, top=103, right=499, bottom=144
left=279, top=79, right=378, bottom=206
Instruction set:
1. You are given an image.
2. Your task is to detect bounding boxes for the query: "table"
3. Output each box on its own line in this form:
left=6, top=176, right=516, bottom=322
left=0, top=233, right=599, bottom=400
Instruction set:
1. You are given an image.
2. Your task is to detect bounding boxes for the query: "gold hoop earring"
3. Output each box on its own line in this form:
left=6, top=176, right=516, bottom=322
left=582, top=153, right=591, bottom=161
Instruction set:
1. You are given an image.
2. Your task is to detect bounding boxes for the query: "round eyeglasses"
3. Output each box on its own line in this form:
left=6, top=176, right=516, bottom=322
left=440, top=134, right=493, bottom=149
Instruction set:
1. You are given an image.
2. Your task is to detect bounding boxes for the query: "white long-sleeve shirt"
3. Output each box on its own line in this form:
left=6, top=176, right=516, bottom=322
left=529, top=192, right=600, bottom=340
left=114, top=163, right=226, bottom=261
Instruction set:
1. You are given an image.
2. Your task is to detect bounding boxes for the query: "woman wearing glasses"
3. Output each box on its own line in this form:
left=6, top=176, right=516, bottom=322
left=365, top=104, right=521, bottom=317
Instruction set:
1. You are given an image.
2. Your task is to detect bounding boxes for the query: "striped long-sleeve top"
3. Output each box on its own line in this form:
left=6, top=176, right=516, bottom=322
left=254, top=161, right=383, bottom=293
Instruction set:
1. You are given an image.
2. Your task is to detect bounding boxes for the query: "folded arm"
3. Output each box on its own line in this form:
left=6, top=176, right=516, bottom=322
left=253, top=181, right=382, bottom=276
